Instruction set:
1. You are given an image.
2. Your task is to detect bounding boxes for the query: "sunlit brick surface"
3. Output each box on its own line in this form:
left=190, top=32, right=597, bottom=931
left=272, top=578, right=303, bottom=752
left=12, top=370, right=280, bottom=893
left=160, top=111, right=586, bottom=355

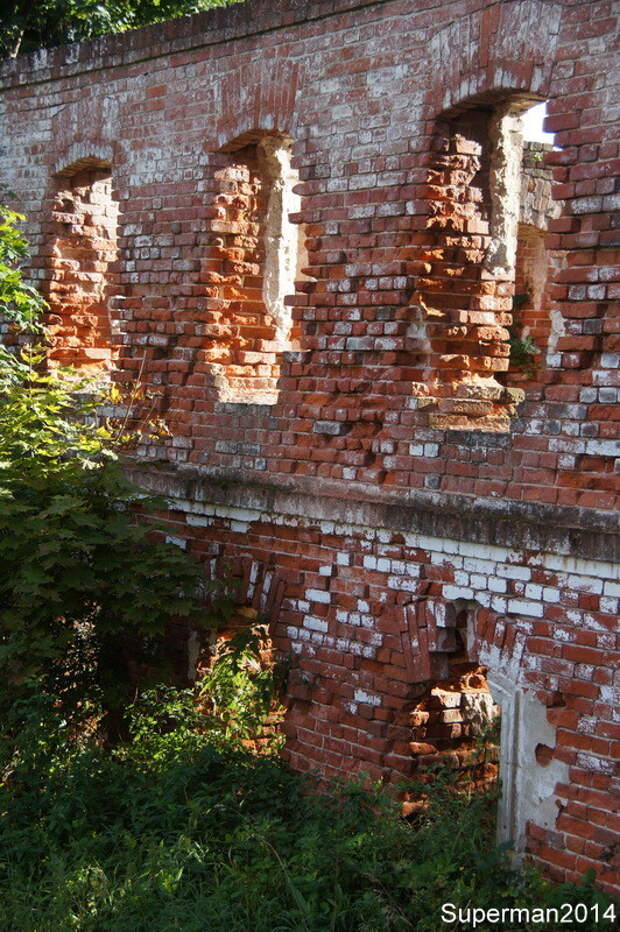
left=1, top=0, right=618, bottom=894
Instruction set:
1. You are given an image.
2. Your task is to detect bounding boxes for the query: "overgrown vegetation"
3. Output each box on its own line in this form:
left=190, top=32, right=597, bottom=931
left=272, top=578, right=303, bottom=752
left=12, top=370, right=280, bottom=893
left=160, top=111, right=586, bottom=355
left=0, top=209, right=616, bottom=928
left=1, top=683, right=615, bottom=932
left=0, top=206, right=218, bottom=744
left=198, top=626, right=287, bottom=751
left=11, top=685, right=620, bottom=930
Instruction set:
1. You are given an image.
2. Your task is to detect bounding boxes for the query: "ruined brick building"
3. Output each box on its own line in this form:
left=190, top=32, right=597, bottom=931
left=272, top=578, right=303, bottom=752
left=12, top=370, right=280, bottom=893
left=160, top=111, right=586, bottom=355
left=0, top=0, right=618, bottom=893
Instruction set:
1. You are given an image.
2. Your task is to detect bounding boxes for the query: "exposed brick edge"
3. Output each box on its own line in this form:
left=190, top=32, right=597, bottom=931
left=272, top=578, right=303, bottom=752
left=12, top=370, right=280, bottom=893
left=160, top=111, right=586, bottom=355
left=124, top=463, right=620, bottom=562
left=0, top=0, right=404, bottom=88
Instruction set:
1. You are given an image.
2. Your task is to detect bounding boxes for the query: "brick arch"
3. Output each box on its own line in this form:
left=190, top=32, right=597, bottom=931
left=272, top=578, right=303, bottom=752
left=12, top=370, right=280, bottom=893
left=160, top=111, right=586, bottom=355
left=232, top=555, right=289, bottom=622
left=49, top=96, right=119, bottom=167
left=425, top=1, right=561, bottom=115
left=214, top=59, right=300, bottom=151
left=53, top=144, right=115, bottom=179
left=399, top=595, right=570, bottom=860
left=399, top=597, right=524, bottom=686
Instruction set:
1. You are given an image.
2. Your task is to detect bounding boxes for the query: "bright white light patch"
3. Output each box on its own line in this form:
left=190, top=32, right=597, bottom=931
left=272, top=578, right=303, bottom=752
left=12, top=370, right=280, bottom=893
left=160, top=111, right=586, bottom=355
left=522, top=101, right=555, bottom=144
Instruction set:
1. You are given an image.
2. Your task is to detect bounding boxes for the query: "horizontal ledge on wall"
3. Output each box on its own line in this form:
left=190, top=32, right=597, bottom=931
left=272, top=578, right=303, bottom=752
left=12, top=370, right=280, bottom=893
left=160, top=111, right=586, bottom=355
left=123, top=462, right=620, bottom=564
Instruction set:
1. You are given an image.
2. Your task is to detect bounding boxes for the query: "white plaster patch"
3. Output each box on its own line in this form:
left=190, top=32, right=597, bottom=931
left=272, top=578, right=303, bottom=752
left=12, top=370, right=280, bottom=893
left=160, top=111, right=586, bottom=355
left=353, top=689, right=381, bottom=706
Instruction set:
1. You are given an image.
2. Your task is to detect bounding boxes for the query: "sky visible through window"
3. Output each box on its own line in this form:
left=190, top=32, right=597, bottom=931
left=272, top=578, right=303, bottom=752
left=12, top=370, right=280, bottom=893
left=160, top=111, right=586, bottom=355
left=522, top=101, right=555, bottom=144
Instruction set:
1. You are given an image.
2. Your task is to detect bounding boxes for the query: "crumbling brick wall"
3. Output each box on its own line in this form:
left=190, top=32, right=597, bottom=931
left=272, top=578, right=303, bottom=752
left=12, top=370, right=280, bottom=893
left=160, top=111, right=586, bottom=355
left=44, top=163, right=119, bottom=374
left=1, top=0, right=618, bottom=894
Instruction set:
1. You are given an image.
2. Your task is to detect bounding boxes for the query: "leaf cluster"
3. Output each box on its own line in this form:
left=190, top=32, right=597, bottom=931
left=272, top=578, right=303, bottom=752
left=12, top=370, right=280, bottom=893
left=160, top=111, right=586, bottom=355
left=0, top=206, right=45, bottom=332
left=198, top=627, right=287, bottom=751
left=509, top=334, right=540, bottom=379
left=1, top=0, right=241, bottom=58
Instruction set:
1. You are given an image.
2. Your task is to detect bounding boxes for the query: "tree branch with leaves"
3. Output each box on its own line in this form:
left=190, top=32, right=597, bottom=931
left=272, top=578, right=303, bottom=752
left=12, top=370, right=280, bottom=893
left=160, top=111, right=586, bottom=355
left=1, top=0, right=241, bottom=58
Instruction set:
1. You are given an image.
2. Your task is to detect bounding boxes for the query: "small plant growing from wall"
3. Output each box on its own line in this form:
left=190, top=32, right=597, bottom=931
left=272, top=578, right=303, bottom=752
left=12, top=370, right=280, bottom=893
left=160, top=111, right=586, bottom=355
left=509, top=289, right=540, bottom=379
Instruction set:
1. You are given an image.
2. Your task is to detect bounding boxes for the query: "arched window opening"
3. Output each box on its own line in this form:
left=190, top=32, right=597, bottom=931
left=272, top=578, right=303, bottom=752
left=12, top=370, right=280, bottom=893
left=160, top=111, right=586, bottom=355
left=204, top=133, right=302, bottom=404
left=402, top=599, right=570, bottom=859
left=415, top=96, right=560, bottom=430
left=403, top=609, right=500, bottom=816
left=45, top=161, right=119, bottom=379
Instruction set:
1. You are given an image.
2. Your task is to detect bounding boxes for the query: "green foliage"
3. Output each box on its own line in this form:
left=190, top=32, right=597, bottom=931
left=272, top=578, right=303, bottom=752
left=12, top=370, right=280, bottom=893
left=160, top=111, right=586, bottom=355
left=0, top=206, right=45, bottom=332
left=509, top=334, right=539, bottom=379
left=0, top=687, right=615, bottom=931
left=1, top=0, right=243, bottom=58
left=509, top=290, right=540, bottom=379
left=0, top=347, right=210, bottom=732
left=199, top=627, right=287, bottom=750
left=0, top=208, right=212, bottom=741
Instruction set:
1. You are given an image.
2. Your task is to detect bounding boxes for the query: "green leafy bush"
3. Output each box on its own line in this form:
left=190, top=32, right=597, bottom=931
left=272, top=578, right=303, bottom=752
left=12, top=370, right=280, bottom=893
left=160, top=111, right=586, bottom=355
left=1, top=1, right=242, bottom=59
left=0, top=205, right=46, bottom=331
left=0, top=207, right=214, bottom=743
left=0, top=346, right=214, bottom=736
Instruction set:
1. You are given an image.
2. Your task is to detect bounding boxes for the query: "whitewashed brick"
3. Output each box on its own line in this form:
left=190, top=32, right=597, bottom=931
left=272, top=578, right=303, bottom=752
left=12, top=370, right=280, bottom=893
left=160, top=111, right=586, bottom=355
left=507, top=598, right=544, bottom=618
left=353, top=689, right=381, bottom=706
left=443, top=585, right=474, bottom=601
left=305, top=588, right=331, bottom=604
left=497, top=564, right=531, bottom=580
left=567, top=575, right=603, bottom=595
left=303, top=615, right=328, bottom=633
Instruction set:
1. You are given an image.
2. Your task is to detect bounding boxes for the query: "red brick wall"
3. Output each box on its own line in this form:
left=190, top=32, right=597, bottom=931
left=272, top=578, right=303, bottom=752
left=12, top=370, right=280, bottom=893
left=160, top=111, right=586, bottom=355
left=44, top=165, right=119, bottom=374
left=1, top=0, right=618, bottom=893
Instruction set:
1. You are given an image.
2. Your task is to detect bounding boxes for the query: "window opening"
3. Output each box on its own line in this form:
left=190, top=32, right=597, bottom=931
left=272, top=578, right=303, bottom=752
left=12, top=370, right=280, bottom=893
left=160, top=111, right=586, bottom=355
left=402, top=600, right=570, bottom=859
left=205, top=134, right=302, bottom=404
left=415, top=96, right=559, bottom=430
left=404, top=609, right=500, bottom=816
left=507, top=105, right=565, bottom=383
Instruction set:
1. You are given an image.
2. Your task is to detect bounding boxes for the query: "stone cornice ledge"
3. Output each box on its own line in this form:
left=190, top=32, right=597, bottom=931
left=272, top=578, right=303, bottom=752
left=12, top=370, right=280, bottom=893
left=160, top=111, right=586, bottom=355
left=124, top=463, right=620, bottom=564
